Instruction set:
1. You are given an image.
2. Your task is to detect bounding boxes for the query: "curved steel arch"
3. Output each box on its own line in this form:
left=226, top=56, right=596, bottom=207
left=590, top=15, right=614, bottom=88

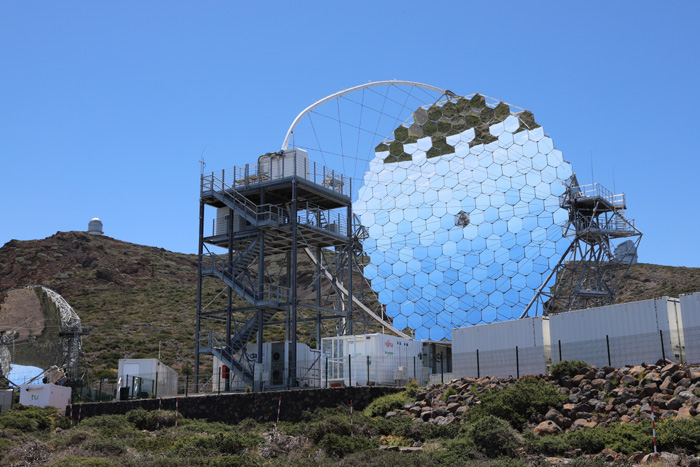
left=281, top=80, right=446, bottom=150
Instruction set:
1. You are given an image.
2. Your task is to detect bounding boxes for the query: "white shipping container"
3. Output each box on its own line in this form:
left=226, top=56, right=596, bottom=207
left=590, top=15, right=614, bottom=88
left=321, top=334, right=423, bottom=386
left=452, top=317, right=546, bottom=378
left=680, top=293, right=700, bottom=363
left=19, top=384, right=71, bottom=410
left=118, top=359, right=178, bottom=398
left=548, top=298, right=677, bottom=367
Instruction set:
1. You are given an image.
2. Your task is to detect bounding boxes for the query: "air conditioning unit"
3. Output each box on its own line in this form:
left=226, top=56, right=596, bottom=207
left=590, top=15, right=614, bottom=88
left=394, top=366, right=408, bottom=381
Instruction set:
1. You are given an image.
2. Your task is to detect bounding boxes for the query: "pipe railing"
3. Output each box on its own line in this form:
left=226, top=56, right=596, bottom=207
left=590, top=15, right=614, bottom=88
left=204, top=153, right=352, bottom=198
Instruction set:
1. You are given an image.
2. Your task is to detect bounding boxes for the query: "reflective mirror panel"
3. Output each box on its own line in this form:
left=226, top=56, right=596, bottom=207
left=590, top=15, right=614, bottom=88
left=355, top=95, right=573, bottom=340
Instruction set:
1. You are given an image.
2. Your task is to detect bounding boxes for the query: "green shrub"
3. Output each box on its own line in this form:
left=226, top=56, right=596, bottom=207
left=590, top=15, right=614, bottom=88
left=426, top=421, right=461, bottom=440
left=444, top=434, right=478, bottom=459
left=319, top=433, right=378, bottom=457
left=0, top=405, right=57, bottom=432
left=464, top=415, right=521, bottom=458
left=78, top=414, right=142, bottom=439
left=489, top=457, right=529, bottom=467
left=654, top=417, right=700, bottom=455
left=81, top=437, right=127, bottom=456
left=406, top=379, right=420, bottom=389
left=551, top=360, right=590, bottom=378
left=173, top=432, right=262, bottom=456
left=51, top=458, right=118, bottom=467
left=130, top=434, right=177, bottom=452
left=126, top=408, right=177, bottom=430
left=282, top=407, right=351, bottom=442
left=50, top=429, right=95, bottom=449
left=0, top=437, right=13, bottom=452
left=363, top=391, right=413, bottom=417
left=566, top=427, right=606, bottom=454
left=598, top=421, right=648, bottom=455
left=178, top=418, right=236, bottom=434
left=467, top=376, right=566, bottom=429
left=442, top=387, right=457, bottom=401
left=522, top=429, right=572, bottom=455
left=365, top=413, right=417, bottom=438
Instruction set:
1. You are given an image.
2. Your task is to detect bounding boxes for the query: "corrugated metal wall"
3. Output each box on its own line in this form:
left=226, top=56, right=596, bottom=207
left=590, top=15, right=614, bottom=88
left=450, top=296, right=699, bottom=379
left=548, top=298, right=675, bottom=368
left=452, top=317, right=546, bottom=378
left=680, top=293, right=700, bottom=362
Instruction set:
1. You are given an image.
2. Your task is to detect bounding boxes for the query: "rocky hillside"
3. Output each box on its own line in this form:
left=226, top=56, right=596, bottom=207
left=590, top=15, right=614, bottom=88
left=396, top=362, right=700, bottom=432
left=0, top=231, right=699, bottom=376
left=0, top=232, right=383, bottom=375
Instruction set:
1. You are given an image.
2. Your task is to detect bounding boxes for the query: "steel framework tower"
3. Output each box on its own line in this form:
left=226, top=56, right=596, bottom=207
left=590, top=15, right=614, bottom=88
left=195, top=149, right=356, bottom=390
left=522, top=176, right=642, bottom=317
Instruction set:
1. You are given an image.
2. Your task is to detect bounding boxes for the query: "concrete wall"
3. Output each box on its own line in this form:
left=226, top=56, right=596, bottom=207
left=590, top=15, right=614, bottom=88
left=66, top=386, right=402, bottom=424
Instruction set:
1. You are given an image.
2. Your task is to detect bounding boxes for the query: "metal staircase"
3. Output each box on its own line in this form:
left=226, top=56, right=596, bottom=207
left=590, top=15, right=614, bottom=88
left=197, top=330, right=254, bottom=381
left=196, top=151, right=355, bottom=391
left=202, top=173, right=283, bottom=228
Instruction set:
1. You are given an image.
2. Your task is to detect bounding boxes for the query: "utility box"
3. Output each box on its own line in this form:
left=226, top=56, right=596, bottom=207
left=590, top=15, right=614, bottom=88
left=117, top=359, right=178, bottom=398
left=19, top=384, right=70, bottom=410
left=258, top=149, right=310, bottom=181
left=0, top=389, right=14, bottom=413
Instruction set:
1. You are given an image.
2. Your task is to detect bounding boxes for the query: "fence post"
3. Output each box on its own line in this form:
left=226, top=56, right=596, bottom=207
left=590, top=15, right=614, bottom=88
left=99, top=380, right=103, bottom=402
left=606, top=335, right=611, bottom=366
left=348, top=355, right=352, bottom=387
left=366, top=356, right=370, bottom=385
left=440, top=351, right=444, bottom=384
left=516, top=346, right=520, bottom=379
left=476, top=349, right=480, bottom=378
left=325, top=357, right=328, bottom=388
left=660, top=330, right=666, bottom=362
left=558, top=340, right=562, bottom=362
left=155, top=371, right=159, bottom=398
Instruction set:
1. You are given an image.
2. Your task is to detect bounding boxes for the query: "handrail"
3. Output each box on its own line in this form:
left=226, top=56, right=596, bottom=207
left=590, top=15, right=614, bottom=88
left=204, top=152, right=352, bottom=198
left=570, top=183, right=625, bottom=208
left=203, top=250, right=290, bottom=306
left=202, top=173, right=260, bottom=220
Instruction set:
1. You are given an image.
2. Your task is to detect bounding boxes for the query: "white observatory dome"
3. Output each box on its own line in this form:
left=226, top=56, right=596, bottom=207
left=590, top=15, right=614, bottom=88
left=87, top=218, right=103, bottom=236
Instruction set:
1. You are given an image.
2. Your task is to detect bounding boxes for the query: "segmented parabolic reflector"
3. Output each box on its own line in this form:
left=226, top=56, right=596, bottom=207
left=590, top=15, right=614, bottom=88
left=353, top=94, right=573, bottom=340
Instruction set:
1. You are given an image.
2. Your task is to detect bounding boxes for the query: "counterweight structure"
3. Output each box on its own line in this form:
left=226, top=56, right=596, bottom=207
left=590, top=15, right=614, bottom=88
left=195, top=149, right=355, bottom=389
left=522, top=177, right=642, bottom=317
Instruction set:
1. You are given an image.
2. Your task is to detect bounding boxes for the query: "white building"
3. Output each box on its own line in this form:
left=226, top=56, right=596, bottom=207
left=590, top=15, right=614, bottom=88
left=19, top=384, right=71, bottom=410
left=117, top=359, right=178, bottom=399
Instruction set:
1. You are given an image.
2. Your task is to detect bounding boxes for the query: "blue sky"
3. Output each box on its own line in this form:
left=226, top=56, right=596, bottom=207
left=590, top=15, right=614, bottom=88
left=1, top=1, right=699, bottom=267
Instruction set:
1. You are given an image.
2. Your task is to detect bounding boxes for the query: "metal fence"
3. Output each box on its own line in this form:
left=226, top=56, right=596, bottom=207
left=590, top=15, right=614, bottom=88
left=453, top=329, right=675, bottom=379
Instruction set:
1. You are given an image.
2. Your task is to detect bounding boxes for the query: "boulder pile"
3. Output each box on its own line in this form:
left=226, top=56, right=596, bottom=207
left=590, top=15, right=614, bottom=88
left=390, top=362, right=700, bottom=434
